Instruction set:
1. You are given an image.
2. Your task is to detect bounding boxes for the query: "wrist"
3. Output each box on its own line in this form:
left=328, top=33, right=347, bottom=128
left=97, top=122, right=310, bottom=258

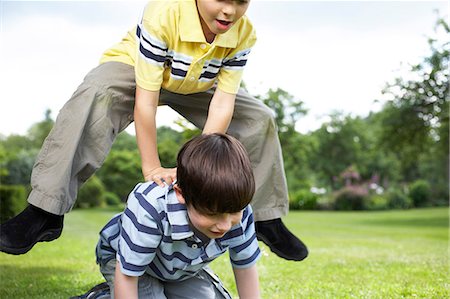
left=142, top=165, right=161, bottom=175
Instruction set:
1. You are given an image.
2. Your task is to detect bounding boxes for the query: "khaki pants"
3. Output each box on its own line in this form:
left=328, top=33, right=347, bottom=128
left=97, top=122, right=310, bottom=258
left=28, top=62, right=288, bottom=221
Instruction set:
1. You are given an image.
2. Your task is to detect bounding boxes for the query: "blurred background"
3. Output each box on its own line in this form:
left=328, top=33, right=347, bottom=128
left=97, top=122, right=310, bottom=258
left=0, top=0, right=447, bottom=215
left=0, top=2, right=448, bottom=298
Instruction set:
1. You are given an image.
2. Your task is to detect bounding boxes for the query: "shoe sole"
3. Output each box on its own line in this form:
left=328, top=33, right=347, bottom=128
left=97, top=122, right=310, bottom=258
left=0, top=228, right=63, bottom=255
left=256, top=232, right=307, bottom=261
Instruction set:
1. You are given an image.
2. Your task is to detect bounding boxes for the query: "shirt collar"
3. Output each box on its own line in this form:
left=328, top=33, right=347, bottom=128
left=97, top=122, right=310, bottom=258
left=179, top=0, right=239, bottom=48
left=166, top=189, right=194, bottom=240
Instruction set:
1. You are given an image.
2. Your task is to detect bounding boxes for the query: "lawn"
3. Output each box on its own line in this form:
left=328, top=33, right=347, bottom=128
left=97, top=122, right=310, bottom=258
left=0, top=207, right=448, bottom=298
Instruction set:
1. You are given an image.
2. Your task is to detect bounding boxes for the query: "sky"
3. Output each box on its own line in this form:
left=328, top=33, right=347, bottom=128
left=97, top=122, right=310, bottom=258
left=0, top=0, right=448, bottom=136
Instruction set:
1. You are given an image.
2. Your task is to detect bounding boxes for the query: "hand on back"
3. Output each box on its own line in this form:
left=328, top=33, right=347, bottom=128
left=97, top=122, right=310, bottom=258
left=145, top=167, right=177, bottom=187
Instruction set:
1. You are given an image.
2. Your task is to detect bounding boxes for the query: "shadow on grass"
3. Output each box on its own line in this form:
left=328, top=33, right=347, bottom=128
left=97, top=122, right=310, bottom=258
left=360, top=216, right=449, bottom=228
left=0, top=264, right=98, bottom=298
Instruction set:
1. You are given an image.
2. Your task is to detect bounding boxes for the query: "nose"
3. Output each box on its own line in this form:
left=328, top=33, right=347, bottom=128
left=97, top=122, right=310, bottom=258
left=216, top=215, right=232, bottom=232
left=222, top=2, right=236, bottom=17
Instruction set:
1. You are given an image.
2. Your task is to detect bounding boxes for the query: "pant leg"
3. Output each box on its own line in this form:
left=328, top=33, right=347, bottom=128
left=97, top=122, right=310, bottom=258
left=100, top=259, right=166, bottom=299
left=28, top=62, right=136, bottom=215
left=163, top=266, right=232, bottom=299
left=159, top=88, right=289, bottom=221
left=230, top=88, right=289, bottom=221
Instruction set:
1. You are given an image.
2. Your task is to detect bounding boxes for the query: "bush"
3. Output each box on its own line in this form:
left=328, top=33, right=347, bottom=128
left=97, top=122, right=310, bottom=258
left=333, top=186, right=368, bottom=210
left=74, top=176, right=106, bottom=209
left=386, top=188, right=412, bottom=209
left=366, top=195, right=389, bottom=210
left=316, top=195, right=335, bottom=210
left=409, top=180, right=431, bottom=207
left=289, top=189, right=319, bottom=210
left=0, top=185, right=27, bottom=222
left=104, top=191, right=122, bottom=207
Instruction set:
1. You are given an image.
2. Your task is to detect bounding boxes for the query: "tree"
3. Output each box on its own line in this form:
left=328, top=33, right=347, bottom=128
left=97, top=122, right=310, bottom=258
left=96, top=150, right=142, bottom=201
left=27, top=109, right=54, bottom=148
left=257, top=88, right=307, bottom=135
left=157, top=126, right=184, bottom=168
left=378, top=17, right=449, bottom=197
left=310, top=113, right=371, bottom=189
left=96, top=127, right=184, bottom=200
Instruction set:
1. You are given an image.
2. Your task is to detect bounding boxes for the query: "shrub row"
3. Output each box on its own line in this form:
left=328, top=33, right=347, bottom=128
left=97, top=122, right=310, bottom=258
left=289, top=180, right=445, bottom=211
left=0, top=185, right=27, bottom=223
left=0, top=175, right=123, bottom=222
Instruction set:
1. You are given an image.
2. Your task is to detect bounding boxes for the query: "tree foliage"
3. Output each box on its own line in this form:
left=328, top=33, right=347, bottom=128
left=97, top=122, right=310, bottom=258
left=378, top=17, right=449, bottom=197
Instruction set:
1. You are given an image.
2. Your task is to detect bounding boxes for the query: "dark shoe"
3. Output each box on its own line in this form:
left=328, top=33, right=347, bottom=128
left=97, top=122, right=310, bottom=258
left=69, top=282, right=110, bottom=299
left=255, top=218, right=308, bottom=261
left=0, top=205, right=64, bottom=255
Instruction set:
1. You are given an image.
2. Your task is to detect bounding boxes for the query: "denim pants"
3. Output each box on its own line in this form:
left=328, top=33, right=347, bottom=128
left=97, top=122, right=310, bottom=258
left=99, top=259, right=232, bottom=299
left=27, top=61, right=289, bottom=222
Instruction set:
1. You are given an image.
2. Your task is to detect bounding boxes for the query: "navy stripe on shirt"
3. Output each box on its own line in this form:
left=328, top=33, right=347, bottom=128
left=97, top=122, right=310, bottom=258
left=167, top=203, right=187, bottom=212
left=139, top=44, right=166, bottom=63
left=172, top=224, right=191, bottom=234
left=124, top=208, right=160, bottom=235
left=102, top=214, right=121, bottom=231
left=222, top=59, right=247, bottom=67
left=121, top=229, right=157, bottom=254
left=135, top=191, right=163, bottom=231
left=232, top=247, right=261, bottom=266
left=232, top=233, right=257, bottom=254
left=119, top=251, right=147, bottom=273
left=199, top=71, right=217, bottom=80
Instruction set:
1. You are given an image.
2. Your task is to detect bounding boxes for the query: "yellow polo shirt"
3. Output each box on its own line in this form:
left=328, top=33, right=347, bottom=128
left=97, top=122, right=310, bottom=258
left=100, top=0, right=256, bottom=95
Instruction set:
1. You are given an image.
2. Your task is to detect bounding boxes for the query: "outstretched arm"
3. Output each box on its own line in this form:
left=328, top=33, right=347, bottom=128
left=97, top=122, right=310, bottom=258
left=233, top=265, right=261, bottom=299
left=134, top=85, right=176, bottom=186
left=203, top=88, right=236, bottom=134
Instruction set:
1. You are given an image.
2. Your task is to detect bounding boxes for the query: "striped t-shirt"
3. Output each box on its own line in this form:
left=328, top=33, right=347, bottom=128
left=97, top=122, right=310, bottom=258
left=100, top=0, right=257, bottom=95
left=96, top=182, right=261, bottom=281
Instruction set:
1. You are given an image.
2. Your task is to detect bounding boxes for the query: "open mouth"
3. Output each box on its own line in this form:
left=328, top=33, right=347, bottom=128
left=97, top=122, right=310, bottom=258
left=217, top=20, right=232, bottom=26
left=216, top=19, right=232, bottom=30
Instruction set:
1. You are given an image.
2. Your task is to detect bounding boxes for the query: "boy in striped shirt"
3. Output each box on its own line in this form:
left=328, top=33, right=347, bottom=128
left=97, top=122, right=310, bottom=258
left=86, top=133, right=260, bottom=298
left=1, top=0, right=307, bottom=262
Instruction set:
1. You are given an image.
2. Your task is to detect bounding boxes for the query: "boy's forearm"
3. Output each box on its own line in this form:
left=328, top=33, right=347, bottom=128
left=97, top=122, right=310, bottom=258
left=203, top=88, right=236, bottom=134
left=114, top=261, right=138, bottom=299
left=134, top=86, right=161, bottom=178
left=233, top=265, right=261, bottom=299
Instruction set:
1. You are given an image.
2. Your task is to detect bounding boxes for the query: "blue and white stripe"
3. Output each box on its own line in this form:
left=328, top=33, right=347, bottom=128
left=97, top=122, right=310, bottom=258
left=136, top=24, right=168, bottom=67
left=96, top=182, right=261, bottom=281
left=199, top=58, right=222, bottom=82
left=222, top=49, right=251, bottom=71
left=167, top=51, right=193, bottom=80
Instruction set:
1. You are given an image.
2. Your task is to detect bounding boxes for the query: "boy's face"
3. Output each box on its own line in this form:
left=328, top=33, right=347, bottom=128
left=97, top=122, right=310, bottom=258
left=174, top=185, right=243, bottom=239
left=196, top=0, right=250, bottom=40
left=186, top=206, right=243, bottom=239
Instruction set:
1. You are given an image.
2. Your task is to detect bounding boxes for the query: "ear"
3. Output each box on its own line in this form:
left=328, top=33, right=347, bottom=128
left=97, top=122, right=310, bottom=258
left=173, top=184, right=186, bottom=205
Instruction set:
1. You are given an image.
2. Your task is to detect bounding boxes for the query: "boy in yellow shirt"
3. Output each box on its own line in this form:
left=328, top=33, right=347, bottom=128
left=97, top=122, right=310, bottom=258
left=0, top=0, right=308, bottom=261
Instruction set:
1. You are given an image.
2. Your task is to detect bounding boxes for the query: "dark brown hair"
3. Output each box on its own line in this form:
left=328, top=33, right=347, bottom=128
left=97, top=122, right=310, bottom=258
left=177, top=133, right=255, bottom=214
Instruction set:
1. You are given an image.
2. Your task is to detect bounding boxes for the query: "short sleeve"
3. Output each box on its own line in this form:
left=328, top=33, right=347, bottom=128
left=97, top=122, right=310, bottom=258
left=228, top=205, right=261, bottom=269
left=134, top=2, right=171, bottom=91
left=117, top=183, right=163, bottom=276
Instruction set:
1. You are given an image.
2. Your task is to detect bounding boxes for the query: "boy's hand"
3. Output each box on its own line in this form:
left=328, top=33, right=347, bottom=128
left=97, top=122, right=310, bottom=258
left=144, top=167, right=177, bottom=187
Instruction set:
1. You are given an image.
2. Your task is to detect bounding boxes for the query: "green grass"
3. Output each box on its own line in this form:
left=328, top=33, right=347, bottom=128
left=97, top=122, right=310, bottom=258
left=0, top=207, right=448, bottom=298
